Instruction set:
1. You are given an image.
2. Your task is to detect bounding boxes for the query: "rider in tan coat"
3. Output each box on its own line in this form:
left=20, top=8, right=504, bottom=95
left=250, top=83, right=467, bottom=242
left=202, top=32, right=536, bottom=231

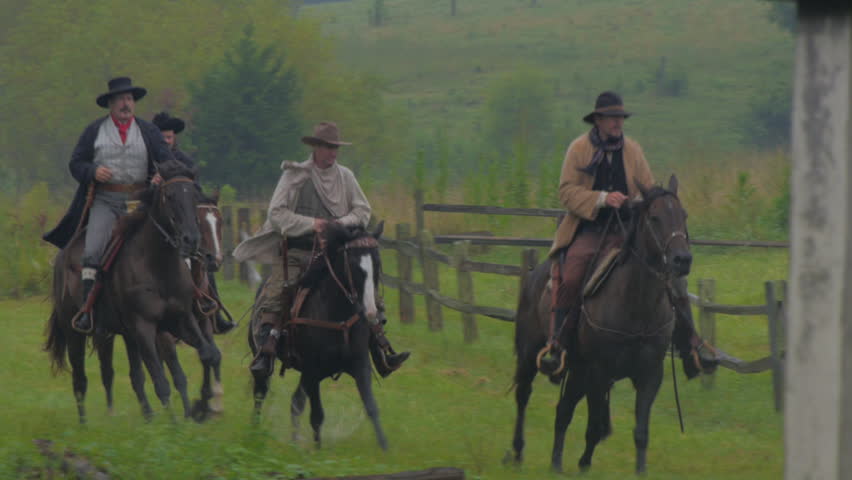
left=543, top=92, right=717, bottom=379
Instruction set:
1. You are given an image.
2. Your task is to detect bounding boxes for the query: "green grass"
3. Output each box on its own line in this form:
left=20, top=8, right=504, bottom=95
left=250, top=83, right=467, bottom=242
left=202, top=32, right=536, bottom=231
left=301, top=0, right=793, bottom=164
left=1, top=246, right=785, bottom=479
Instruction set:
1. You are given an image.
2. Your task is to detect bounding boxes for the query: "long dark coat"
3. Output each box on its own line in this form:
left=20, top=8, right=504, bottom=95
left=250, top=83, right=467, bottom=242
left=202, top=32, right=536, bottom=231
left=43, top=116, right=176, bottom=249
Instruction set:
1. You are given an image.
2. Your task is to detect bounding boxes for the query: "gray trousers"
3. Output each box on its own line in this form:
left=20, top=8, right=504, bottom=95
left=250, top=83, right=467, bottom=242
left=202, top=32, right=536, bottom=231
left=82, top=191, right=129, bottom=268
left=256, top=249, right=312, bottom=314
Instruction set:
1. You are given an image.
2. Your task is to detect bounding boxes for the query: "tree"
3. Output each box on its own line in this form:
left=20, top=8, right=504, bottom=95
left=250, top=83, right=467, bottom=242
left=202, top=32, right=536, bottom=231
left=188, top=24, right=302, bottom=192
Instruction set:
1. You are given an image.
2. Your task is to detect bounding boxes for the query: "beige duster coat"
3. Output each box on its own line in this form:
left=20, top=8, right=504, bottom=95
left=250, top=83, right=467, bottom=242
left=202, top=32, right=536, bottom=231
left=232, top=158, right=371, bottom=264
left=548, top=132, right=655, bottom=257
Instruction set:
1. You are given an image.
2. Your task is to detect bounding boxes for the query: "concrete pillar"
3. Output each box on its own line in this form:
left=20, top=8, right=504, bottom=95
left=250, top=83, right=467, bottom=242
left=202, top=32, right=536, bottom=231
left=787, top=2, right=852, bottom=479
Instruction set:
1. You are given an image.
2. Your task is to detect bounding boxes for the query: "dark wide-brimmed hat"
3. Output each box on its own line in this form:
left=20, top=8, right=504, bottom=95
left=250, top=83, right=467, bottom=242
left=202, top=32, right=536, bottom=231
left=152, top=112, right=185, bottom=134
left=96, top=77, right=147, bottom=108
left=301, top=122, right=352, bottom=147
left=582, top=91, right=632, bottom=124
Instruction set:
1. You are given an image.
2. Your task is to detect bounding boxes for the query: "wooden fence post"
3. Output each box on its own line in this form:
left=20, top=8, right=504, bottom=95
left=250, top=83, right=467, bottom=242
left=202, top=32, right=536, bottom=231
left=415, top=189, right=425, bottom=237
left=221, top=206, right=234, bottom=281
left=420, top=229, right=443, bottom=331
left=698, top=278, right=717, bottom=390
left=766, top=280, right=784, bottom=412
left=237, top=208, right=251, bottom=284
left=396, top=223, right=415, bottom=324
left=452, top=240, right=477, bottom=343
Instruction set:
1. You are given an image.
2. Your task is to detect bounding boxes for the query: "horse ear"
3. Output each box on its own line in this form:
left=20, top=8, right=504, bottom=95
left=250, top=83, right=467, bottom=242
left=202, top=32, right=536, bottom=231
left=372, top=220, right=385, bottom=240
left=667, top=174, right=679, bottom=195
left=209, top=189, right=220, bottom=205
left=633, top=177, right=650, bottom=200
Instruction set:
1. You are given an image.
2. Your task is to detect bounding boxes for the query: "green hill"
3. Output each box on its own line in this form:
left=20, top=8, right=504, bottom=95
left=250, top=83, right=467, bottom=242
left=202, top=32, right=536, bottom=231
left=302, top=0, right=793, bottom=165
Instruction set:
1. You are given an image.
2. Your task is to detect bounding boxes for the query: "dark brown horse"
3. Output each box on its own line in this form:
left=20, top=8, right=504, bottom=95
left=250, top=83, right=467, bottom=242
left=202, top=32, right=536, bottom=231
left=45, top=166, right=220, bottom=423
left=92, top=192, right=227, bottom=421
left=509, top=175, right=691, bottom=474
left=249, top=223, right=390, bottom=450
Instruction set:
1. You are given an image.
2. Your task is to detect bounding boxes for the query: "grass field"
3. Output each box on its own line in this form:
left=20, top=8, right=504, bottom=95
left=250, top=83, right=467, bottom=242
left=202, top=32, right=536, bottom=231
left=302, top=0, right=793, bottom=163
left=0, top=244, right=786, bottom=479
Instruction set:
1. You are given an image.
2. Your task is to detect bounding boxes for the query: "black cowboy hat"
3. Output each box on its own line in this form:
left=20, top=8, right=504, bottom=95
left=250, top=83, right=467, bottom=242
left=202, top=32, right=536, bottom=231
left=152, top=112, right=185, bottom=134
left=96, top=77, right=147, bottom=108
left=582, top=91, right=632, bottom=124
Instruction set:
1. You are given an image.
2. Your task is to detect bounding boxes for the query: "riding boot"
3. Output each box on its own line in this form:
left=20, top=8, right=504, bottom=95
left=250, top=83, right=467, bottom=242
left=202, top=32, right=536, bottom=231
left=673, top=296, right=718, bottom=379
left=539, top=307, right=571, bottom=377
left=250, top=312, right=281, bottom=375
left=73, top=267, right=98, bottom=333
left=207, top=271, right=235, bottom=334
left=369, top=320, right=410, bottom=378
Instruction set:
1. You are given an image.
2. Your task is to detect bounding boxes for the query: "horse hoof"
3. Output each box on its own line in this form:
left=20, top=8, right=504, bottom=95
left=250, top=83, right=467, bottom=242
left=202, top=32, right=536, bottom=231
left=191, top=399, right=210, bottom=423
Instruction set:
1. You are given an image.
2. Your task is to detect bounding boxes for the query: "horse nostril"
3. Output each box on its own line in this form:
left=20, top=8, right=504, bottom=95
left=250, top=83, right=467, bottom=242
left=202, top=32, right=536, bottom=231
left=673, top=254, right=692, bottom=268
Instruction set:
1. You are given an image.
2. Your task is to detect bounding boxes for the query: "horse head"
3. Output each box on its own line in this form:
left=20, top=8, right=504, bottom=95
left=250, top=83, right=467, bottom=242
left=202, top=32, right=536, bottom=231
left=631, top=175, right=691, bottom=277
left=196, top=191, right=223, bottom=271
left=140, top=161, right=201, bottom=258
left=315, top=221, right=384, bottom=323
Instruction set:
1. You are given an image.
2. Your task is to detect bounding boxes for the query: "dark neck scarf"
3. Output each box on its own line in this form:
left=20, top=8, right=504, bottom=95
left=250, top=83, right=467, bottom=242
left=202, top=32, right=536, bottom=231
left=579, top=127, right=624, bottom=175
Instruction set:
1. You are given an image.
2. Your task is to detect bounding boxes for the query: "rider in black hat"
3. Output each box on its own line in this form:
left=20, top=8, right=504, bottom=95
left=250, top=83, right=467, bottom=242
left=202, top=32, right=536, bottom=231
left=152, top=111, right=235, bottom=334
left=43, top=77, right=176, bottom=333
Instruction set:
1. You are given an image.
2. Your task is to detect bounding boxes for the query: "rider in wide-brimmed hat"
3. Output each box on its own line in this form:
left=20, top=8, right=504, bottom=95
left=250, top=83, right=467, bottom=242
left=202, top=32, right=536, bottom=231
left=43, top=77, right=176, bottom=333
left=152, top=111, right=236, bottom=334
left=234, top=121, right=410, bottom=377
left=542, top=91, right=718, bottom=380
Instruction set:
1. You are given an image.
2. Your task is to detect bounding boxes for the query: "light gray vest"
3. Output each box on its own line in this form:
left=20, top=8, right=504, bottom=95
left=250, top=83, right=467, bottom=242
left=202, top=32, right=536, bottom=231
left=93, top=118, right=148, bottom=184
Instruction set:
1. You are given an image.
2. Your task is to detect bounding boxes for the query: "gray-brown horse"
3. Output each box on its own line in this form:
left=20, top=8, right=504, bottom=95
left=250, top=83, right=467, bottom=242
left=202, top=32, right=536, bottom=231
left=45, top=166, right=220, bottom=423
left=509, top=175, right=691, bottom=474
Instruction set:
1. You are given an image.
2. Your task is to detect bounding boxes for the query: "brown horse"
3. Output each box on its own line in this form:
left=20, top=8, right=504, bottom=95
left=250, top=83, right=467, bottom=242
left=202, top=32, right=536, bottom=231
left=92, top=192, right=227, bottom=421
left=509, top=175, right=691, bottom=474
left=45, top=165, right=220, bottom=423
left=249, top=223, right=390, bottom=450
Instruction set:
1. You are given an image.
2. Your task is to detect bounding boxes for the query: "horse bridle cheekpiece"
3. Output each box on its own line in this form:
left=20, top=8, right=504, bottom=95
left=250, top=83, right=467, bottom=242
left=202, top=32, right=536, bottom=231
left=151, top=177, right=195, bottom=250
left=323, top=236, right=380, bottom=305
left=641, top=192, right=688, bottom=273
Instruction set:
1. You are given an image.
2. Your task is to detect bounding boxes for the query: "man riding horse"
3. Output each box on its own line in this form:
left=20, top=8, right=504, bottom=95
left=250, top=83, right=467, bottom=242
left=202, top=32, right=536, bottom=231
left=234, top=122, right=410, bottom=377
left=43, top=77, right=174, bottom=333
left=541, top=91, right=717, bottom=378
left=152, top=111, right=235, bottom=334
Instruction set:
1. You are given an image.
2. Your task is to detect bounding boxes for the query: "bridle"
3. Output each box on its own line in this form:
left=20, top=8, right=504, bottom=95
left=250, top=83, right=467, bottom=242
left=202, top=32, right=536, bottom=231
left=149, top=176, right=196, bottom=251
left=616, top=192, right=688, bottom=281
left=322, top=235, right=380, bottom=306
left=195, top=202, right=222, bottom=265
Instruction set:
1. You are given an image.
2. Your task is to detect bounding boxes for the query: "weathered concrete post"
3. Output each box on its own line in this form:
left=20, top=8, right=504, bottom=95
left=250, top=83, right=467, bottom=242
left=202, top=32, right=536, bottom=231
left=787, top=2, right=852, bottom=478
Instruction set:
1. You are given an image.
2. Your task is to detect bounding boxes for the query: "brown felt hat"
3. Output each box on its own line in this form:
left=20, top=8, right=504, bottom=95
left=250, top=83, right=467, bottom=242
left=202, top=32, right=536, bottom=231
left=301, top=122, right=352, bottom=147
left=582, top=91, right=632, bottom=124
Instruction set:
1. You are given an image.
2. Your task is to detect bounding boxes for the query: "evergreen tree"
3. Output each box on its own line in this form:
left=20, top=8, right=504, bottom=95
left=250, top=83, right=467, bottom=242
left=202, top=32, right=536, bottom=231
left=189, top=24, right=302, bottom=192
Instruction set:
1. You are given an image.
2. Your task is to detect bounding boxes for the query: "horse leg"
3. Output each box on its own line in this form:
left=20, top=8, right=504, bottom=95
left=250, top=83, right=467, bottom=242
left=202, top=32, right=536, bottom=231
left=291, top=381, right=307, bottom=442
left=133, top=319, right=173, bottom=414
left=301, top=376, right=324, bottom=448
left=633, top=359, right=664, bottom=475
left=67, top=332, right=88, bottom=424
left=172, top=311, right=221, bottom=421
left=157, top=333, right=190, bottom=419
left=507, top=350, right=538, bottom=465
left=550, top=369, right=586, bottom=473
left=352, top=358, right=388, bottom=451
left=96, top=334, right=116, bottom=415
left=122, top=335, right=153, bottom=419
left=578, top=377, right=609, bottom=472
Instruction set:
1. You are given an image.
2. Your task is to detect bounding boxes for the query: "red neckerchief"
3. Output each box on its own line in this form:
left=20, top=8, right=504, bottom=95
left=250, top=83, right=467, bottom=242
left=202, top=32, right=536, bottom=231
left=111, top=115, right=133, bottom=144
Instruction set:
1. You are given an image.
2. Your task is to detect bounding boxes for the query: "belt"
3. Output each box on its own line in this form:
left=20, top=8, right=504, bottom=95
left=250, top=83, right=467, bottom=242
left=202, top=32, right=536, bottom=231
left=96, top=182, right=146, bottom=193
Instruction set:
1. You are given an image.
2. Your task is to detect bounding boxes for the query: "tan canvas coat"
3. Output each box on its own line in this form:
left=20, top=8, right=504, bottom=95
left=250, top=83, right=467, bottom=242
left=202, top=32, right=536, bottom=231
left=548, top=133, right=655, bottom=257
left=232, top=157, right=371, bottom=264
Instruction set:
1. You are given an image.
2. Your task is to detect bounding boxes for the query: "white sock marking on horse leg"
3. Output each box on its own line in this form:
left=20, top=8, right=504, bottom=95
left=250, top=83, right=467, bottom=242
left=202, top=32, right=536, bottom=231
left=185, top=258, right=192, bottom=270
left=205, top=211, right=221, bottom=260
left=359, top=254, right=378, bottom=324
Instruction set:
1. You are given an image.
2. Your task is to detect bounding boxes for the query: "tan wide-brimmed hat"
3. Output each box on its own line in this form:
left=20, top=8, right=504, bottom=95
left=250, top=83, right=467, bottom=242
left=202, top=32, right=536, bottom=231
left=301, top=122, right=352, bottom=147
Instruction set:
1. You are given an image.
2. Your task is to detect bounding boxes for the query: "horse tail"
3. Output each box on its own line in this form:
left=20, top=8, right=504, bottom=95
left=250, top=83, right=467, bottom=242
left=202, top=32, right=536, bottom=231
left=44, top=307, right=67, bottom=374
